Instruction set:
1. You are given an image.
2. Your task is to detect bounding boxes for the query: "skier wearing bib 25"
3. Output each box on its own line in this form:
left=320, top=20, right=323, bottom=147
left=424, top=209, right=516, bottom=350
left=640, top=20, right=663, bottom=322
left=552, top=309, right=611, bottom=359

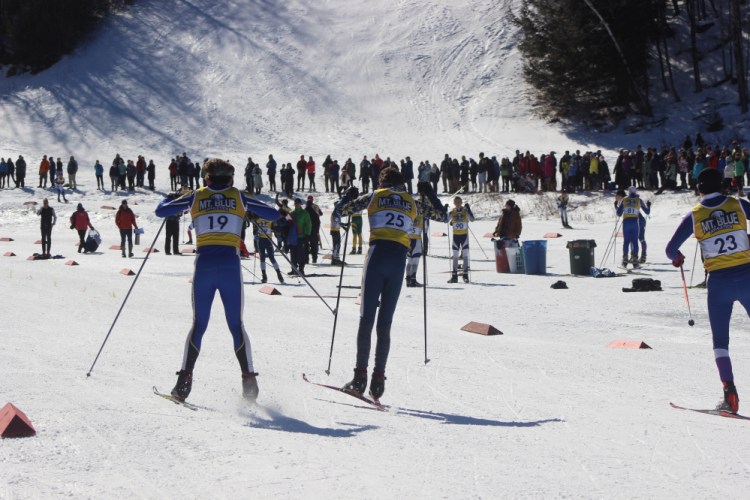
left=447, top=196, right=475, bottom=283
left=334, top=168, right=446, bottom=400
left=616, top=186, right=651, bottom=268
left=155, top=159, right=280, bottom=403
left=666, top=168, right=750, bottom=413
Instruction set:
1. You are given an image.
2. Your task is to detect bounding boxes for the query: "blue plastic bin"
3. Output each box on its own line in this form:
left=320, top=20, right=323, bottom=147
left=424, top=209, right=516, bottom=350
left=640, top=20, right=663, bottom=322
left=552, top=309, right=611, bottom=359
left=522, top=240, right=547, bottom=275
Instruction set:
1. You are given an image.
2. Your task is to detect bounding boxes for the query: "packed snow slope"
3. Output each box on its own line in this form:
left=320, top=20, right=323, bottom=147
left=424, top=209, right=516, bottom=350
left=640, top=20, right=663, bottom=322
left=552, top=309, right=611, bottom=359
left=2, top=177, right=750, bottom=498
left=0, top=0, right=588, bottom=162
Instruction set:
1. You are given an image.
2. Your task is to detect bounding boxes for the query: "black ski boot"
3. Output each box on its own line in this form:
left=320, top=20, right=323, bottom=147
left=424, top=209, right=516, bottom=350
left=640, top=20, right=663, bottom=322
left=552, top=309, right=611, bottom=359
left=630, top=254, right=640, bottom=269
left=276, top=269, right=285, bottom=283
left=462, top=273, right=469, bottom=283
left=411, top=275, right=422, bottom=287
left=171, top=370, right=193, bottom=401
left=242, top=372, right=259, bottom=402
left=447, top=273, right=458, bottom=284
left=718, top=381, right=739, bottom=413
left=621, top=255, right=628, bottom=268
left=261, top=270, right=268, bottom=283
left=369, top=371, right=386, bottom=400
left=405, top=275, right=413, bottom=287
left=639, top=253, right=647, bottom=264
left=343, top=368, right=367, bottom=395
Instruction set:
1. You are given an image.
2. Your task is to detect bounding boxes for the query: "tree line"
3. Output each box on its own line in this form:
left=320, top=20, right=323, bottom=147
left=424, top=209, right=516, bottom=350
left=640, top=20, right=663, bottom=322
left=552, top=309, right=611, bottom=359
left=514, top=0, right=750, bottom=125
left=0, top=0, right=132, bottom=74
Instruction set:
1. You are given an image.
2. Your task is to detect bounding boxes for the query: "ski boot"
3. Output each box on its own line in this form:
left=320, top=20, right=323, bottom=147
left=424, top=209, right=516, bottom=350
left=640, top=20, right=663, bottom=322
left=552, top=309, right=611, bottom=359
left=411, top=275, right=422, bottom=287
left=276, top=269, right=285, bottom=283
left=630, top=254, right=640, bottom=269
left=718, top=381, right=739, bottom=413
left=242, top=372, right=259, bottom=402
left=405, top=275, right=414, bottom=288
left=621, top=255, right=628, bottom=268
left=171, top=370, right=193, bottom=401
left=462, top=273, right=469, bottom=283
left=447, top=273, right=458, bottom=284
left=350, top=248, right=357, bottom=255
left=261, top=270, right=268, bottom=283
left=369, top=371, right=386, bottom=400
left=343, top=368, right=368, bottom=395
left=357, top=247, right=362, bottom=254
left=639, top=253, right=647, bottom=264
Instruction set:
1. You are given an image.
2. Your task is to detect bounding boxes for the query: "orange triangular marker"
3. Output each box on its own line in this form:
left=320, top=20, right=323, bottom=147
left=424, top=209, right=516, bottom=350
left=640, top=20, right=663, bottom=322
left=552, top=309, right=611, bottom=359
left=0, top=403, right=36, bottom=438
left=259, top=285, right=281, bottom=295
left=120, top=268, right=135, bottom=276
left=460, top=322, right=503, bottom=336
left=608, top=340, right=651, bottom=349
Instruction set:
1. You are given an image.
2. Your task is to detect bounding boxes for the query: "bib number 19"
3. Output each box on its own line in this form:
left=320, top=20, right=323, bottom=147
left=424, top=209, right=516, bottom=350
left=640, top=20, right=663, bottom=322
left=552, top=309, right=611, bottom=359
left=208, top=215, right=228, bottom=230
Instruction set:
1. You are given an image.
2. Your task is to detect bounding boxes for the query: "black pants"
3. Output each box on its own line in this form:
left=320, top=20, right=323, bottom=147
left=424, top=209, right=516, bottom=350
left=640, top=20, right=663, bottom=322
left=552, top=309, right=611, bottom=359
left=77, top=230, right=87, bottom=252
left=165, top=219, right=180, bottom=254
left=41, top=225, right=52, bottom=255
left=120, top=229, right=133, bottom=256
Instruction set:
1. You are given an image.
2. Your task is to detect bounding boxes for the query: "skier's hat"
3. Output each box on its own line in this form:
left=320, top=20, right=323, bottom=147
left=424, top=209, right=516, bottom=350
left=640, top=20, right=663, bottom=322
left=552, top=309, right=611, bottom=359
left=697, top=167, right=723, bottom=194
left=628, top=186, right=637, bottom=196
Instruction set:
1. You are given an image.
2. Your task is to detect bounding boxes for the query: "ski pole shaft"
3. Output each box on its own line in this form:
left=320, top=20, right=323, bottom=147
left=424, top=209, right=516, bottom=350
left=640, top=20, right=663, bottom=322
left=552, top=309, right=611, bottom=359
left=251, top=218, right=335, bottom=314
left=326, top=216, right=352, bottom=375
left=87, top=218, right=167, bottom=377
left=422, top=215, right=430, bottom=364
left=679, top=265, right=695, bottom=326
left=689, top=239, right=699, bottom=287
left=469, top=226, right=489, bottom=260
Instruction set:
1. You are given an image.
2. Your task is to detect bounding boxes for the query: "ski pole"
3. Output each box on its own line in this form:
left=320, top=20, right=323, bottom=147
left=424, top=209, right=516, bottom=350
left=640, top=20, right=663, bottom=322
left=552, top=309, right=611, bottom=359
left=249, top=218, right=335, bottom=315
left=422, top=216, right=431, bottom=364
left=325, top=216, right=352, bottom=375
left=87, top=218, right=167, bottom=377
left=689, top=239, right=699, bottom=287
left=679, top=265, right=695, bottom=326
left=468, top=226, right=489, bottom=260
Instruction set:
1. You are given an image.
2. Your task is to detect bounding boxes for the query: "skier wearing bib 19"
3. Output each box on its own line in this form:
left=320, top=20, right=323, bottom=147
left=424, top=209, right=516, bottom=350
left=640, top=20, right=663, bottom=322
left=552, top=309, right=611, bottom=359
left=155, top=159, right=280, bottom=403
left=666, top=168, right=750, bottom=413
left=616, top=186, right=651, bottom=268
left=334, top=168, right=445, bottom=400
left=447, top=196, right=475, bottom=283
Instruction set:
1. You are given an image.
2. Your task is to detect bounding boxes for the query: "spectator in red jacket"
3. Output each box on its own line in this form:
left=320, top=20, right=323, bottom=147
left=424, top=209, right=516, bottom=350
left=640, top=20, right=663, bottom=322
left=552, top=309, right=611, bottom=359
left=306, top=157, right=316, bottom=192
left=115, top=200, right=138, bottom=258
left=70, top=203, right=94, bottom=253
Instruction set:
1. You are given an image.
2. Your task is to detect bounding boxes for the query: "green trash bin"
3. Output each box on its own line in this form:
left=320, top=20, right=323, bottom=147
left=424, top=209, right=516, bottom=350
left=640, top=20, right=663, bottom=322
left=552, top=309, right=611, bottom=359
left=566, top=239, right=596, bottom=275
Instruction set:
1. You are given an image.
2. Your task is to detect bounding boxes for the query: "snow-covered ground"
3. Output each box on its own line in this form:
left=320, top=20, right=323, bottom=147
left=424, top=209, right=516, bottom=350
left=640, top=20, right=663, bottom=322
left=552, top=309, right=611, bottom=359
left=2, top=0, right=750, bottom=497
left=1, top=179, right=750, bottom=498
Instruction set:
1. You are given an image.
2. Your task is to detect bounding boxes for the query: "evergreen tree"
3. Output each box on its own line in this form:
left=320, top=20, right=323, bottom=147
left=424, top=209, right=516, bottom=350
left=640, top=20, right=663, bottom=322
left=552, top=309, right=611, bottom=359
left=515, top=0, right=659, bottom=124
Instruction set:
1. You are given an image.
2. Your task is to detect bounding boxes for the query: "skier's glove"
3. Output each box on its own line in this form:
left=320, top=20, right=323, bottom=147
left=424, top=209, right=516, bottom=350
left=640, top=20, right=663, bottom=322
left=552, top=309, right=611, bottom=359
left=646, top=201, right=652, bottom=207
left=671, top=253, right=685, bottom=268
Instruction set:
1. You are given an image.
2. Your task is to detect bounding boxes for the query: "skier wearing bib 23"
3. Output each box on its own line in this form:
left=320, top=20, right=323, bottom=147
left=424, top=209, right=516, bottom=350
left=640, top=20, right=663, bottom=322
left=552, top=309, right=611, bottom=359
left=334, top=168, right=446, bottom=400
left=155, top=159, right=280, bottom=403
left=666, top=168, right=750, bottom=413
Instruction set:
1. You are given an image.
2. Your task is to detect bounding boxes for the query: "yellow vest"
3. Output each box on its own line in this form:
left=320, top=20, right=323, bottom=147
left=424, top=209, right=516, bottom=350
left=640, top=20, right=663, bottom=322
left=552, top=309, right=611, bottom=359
left=367, top=189, right=417, bottom=249
left=451, top=207, right=470, bottom=235
left=692, top=197, right=750, bottom=272
left=409, top=213, right=424, bottom=240
left=190, top=187, right=246, bottom=248
left=621, top=197, right=641, bottom=219
left=256, top=217, right=274, bottom=239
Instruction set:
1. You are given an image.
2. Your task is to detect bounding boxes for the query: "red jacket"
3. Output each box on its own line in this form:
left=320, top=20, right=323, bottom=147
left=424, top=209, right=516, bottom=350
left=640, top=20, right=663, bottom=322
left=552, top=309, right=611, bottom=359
left=306, top=160, right=316, bottom=174
left=71, top=210, right=91, bottom=231
left=115, top=208, right=138, bottom=229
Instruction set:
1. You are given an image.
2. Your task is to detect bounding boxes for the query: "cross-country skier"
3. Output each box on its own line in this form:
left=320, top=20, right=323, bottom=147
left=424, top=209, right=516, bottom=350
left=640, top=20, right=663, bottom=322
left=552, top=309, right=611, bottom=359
left=253, top=214, right=285, bottom=283
left=616, top=186, right=650, bottom=268
left=154, top=159, right=279, bottom=403
left=446, top=196, right=475, bottom=283
left=333, top=169, right=446, bottom=400
left=666, top=168, right=750, bottom=413
left=37, top=199, right=56, bottom=257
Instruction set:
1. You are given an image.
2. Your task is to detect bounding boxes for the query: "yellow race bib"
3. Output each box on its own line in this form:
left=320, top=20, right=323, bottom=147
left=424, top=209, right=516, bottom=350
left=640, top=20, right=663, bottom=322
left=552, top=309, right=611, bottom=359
left=692, top=197, right=750, bottom=272
left=190, top=187, right=246, bottom=248
left=367, top=189, right=417, bottom=249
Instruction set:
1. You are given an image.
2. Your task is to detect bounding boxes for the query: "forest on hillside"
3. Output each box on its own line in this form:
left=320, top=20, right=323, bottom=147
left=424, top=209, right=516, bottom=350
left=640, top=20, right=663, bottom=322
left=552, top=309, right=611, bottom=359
left=516, top=0, right=750, bottom=126
left=0, top=0, right=132, bottom=74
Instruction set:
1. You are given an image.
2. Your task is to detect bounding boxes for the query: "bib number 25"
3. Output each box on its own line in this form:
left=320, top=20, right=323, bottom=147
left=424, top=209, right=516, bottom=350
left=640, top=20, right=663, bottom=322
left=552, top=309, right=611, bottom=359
left=385, top=213, right=405, bottom=228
